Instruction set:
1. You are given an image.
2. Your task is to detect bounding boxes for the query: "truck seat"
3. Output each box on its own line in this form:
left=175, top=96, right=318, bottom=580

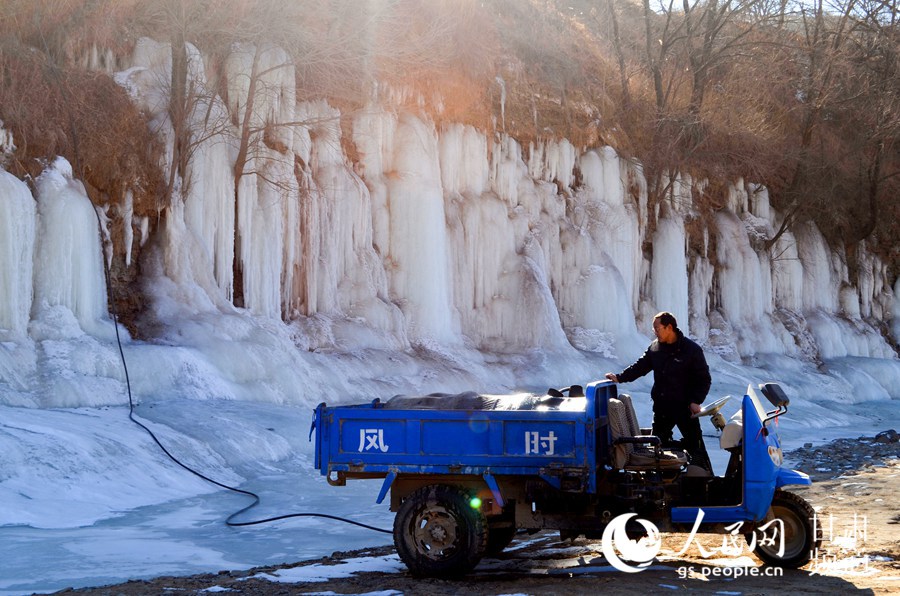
left=608, top=397, right=687, bottom=470
left=618, top=393, right=653, bottom=436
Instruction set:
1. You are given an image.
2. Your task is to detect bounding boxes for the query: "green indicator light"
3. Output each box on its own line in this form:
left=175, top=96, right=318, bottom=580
left=469, top=497, right=482, bottom=509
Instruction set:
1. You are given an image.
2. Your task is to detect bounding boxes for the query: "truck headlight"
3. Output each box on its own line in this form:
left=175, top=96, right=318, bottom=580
left=768, top=445, right=783, bottom=466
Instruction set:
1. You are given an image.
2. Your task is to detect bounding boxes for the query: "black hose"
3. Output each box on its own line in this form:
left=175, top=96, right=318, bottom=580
left=91, top=202, right=390, bottom=535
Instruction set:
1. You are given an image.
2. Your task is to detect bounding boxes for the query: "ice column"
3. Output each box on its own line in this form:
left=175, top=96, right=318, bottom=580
left=355, top=109, right=456, bottom=343
left=0, top=168, right=36, bottom=335
left=794, top=222, right=838, bottom=313
left=389, top=113, right=456, bottom=341
left=240, top=150, right=291, bottom=318
left=714, top=210, right=775, bottom=352
left=568, top=147, right=642, bottom=339
left=32, top=158, right=109, bottom=334
left=650, top=175, right=692, bottom=333
left=771, top=228, right=804, bottom=312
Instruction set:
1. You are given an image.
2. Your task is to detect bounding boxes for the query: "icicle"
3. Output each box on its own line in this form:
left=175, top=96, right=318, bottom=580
left=123, top=190, right=134, bottom=267
left=98, top=204, right=113, bottom=269
left=495, top=76, right=506, bottom=131
left=0, top=119, right=15, bottom=157
left=139, top=217, right=149, bottom=246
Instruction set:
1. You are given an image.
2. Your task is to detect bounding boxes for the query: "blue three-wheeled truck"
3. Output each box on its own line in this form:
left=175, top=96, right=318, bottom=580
left=311, top=380, right=819, bottom=577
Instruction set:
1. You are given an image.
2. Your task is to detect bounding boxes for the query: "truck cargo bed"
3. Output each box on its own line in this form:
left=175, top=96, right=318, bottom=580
left=311, top=384, right=615, bottom=497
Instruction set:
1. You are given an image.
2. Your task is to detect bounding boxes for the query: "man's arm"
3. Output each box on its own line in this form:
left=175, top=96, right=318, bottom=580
left=614, top=348, right=654, bottom=384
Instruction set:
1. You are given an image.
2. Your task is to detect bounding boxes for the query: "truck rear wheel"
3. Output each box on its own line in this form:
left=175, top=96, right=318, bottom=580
left=393, top=484, right=488, bottom=577
left=746, top=490, right=820, bottom=568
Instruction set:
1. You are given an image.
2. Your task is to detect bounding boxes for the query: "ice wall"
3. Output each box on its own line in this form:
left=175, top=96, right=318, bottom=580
left=298, top=100, right=402, bottom=347
left=115, top=36, right=896, bottom=366
left=2, top=38, right=898, bottom=411
left=2, top=153, right=126, bottom=407
left=441, top=130, right=573, bottom=351
left=704, top=184, right=896, bottom=361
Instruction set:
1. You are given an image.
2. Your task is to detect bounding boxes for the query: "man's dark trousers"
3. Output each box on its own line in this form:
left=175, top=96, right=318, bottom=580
left=652, top=412, right=713, bottom=473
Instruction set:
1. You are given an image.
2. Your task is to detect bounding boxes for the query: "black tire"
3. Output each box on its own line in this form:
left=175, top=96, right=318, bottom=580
left=484, top=524, right=517, bottom=557
left=746, top=490, right=820, bottom=568
left=393, top=484, right=488, bottom=577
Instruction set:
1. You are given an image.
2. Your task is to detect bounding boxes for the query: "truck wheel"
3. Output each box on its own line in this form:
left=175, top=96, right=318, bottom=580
left=484, top=525, right=517, bottom=557
left=393, top=484, right=488, bottom=577
left=746, top=490, right=820, bottom=568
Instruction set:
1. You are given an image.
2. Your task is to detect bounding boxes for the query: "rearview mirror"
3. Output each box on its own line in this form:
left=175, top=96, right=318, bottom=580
left=758, top=382, right=789, bottom=408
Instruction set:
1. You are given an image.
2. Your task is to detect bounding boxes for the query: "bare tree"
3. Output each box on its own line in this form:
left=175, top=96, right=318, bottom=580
left=842, top=0, right=900, bottom=243
left=765, top=0, right=858, bottom=249
left=682, top=0, right=766, bottom=118
left=642, top=0, right=686, bottom=112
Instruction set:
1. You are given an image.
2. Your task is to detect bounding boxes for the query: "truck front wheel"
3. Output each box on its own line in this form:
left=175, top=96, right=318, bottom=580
left=393, top=484, right=488, bottom=577
left=746, top=490, right=820, bottom=568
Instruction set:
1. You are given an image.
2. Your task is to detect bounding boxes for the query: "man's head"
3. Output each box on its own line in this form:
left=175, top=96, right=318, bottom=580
left=652, top=312, right=678, bottom=344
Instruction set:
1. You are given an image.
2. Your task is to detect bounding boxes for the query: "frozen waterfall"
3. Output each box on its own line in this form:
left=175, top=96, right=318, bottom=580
left=0, top=38, right=897, bottom=411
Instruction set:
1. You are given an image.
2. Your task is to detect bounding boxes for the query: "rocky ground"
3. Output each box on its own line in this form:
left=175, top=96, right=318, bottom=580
left=57, top=431, right=900, bottom=595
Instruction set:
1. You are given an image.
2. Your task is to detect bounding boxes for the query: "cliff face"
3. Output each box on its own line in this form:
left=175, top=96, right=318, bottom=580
left=122, top=38, right=896, bottom=357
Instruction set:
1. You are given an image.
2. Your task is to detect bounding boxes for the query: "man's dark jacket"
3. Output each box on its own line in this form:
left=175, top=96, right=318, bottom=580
left=616, top=329, right=711, bottom=417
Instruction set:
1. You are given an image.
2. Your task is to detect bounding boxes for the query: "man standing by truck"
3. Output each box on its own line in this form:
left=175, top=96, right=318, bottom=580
left=605, top=312, right=713, bottom=473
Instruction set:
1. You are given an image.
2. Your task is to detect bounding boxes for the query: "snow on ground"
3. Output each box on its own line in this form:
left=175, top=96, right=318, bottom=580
left=250, top=555, right=407, bottom=583
left=0, top=332, right=898, bottom=594
left=0, top=399, right=396, bottom=595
